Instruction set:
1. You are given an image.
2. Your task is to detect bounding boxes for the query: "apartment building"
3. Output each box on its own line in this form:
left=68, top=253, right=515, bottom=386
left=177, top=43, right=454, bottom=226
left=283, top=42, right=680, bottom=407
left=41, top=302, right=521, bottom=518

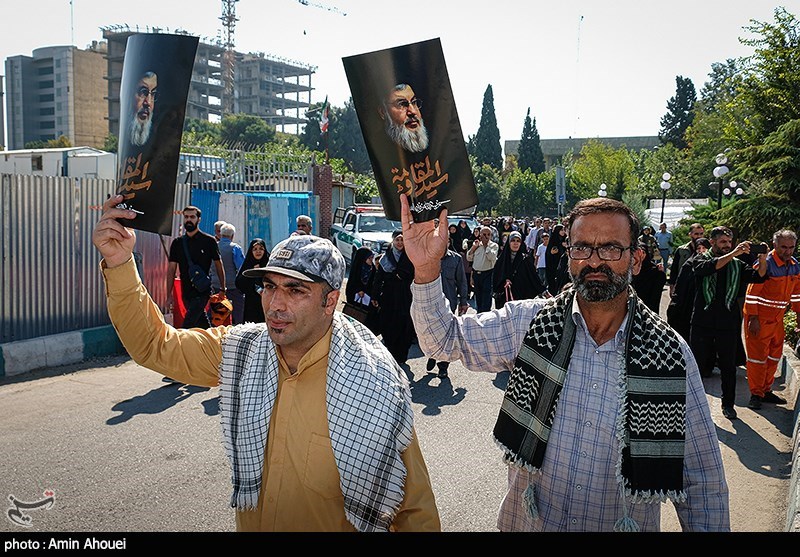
left=4, top=42, right=107, bottom=150
left=4, top=27, right=318, bottom=151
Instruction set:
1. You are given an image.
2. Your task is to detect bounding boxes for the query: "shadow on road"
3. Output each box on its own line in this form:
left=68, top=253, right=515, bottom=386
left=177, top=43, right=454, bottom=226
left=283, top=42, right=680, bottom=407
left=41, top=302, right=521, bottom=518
left=106, top=382, right=213, bottom=425
left=702, top=366, right=794, bottom=480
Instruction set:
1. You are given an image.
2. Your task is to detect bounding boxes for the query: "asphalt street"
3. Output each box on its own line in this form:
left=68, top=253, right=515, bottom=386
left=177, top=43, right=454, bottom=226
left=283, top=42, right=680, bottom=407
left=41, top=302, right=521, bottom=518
left=0, top=284, right=795, bottom=534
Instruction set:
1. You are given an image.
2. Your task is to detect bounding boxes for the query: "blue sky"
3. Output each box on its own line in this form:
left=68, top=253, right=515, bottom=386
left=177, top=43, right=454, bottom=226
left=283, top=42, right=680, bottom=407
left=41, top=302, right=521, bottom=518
left=2, top=0, right=799, bottom=145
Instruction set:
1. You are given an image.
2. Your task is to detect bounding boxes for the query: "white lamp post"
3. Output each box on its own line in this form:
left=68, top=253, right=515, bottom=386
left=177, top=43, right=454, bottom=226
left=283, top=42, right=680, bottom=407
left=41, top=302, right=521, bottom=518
left=713, top=153, right=730, bottom=210
left=659, top=172, right=672, bottom=223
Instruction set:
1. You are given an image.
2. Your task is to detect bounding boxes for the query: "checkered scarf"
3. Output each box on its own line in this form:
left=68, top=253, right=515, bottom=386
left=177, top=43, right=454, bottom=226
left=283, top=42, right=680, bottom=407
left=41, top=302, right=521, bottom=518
left=218, top=314, right=414, bottom=532
left=493, top=287, right=687, bottom=530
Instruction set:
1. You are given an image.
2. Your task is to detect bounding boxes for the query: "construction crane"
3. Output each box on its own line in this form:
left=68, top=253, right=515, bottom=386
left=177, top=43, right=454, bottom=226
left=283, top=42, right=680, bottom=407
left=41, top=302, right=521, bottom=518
left=218, top=0, right=344, bottom=117
left=220, top=0, right=239, bottom=116
left=297, top=0, right=347, bottom=16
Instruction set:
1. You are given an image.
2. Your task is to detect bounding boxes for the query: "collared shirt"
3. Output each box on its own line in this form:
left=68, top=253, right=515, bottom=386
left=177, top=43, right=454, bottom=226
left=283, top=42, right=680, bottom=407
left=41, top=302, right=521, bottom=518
left=410, top=277, right=730, bottom=532
left=466, top=240, right=499, bottom=272
left=102, top=257, right=440, bottom=532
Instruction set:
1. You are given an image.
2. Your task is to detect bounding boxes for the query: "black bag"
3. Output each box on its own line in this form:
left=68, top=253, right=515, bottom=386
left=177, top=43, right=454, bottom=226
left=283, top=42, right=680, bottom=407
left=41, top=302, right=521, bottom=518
left=342, top=302, right=370, bottom=324
left=188, top=263, right=212, bottom=292
left=182, top=236, right=211, bottom=292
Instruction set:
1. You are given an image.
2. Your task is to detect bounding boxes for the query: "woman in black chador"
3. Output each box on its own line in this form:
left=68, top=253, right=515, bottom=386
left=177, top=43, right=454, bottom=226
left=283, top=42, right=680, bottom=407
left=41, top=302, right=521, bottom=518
left=346, top=246, right=380, bottom=335
left=372, top=230, right=415, bottom=365
left=235, top=238, right=268, bottom=323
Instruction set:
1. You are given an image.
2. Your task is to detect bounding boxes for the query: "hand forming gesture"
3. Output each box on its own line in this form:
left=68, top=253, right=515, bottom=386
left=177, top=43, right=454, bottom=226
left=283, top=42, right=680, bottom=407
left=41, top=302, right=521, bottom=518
left=399, top=194, right=449, bottom=284
left=92, top=194, right=138, bottom=268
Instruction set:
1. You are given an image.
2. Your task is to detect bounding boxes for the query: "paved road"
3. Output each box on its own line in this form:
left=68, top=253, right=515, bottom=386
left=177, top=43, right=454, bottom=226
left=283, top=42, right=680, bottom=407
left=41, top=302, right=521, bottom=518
left=0, top=286, right=794, bottom=533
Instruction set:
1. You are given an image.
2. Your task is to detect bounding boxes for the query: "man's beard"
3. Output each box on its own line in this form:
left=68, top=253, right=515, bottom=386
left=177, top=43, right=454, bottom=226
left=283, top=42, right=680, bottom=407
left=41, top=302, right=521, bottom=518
left=385, top=117, right=429, bottom=153
left=184, top=221, right=197, bottom=232
left=130, top=113, right=152, bottom=147
left=571, top=261, right=633, bottom=302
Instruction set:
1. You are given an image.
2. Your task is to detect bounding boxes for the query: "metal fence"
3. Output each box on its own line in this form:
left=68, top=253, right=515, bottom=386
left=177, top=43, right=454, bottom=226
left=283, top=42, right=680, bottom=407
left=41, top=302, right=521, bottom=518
left=0, top=174, right=190, bottom=344
left=179, top=146, right=315, bottom=193
left=0, top=147, right=322, bottom=344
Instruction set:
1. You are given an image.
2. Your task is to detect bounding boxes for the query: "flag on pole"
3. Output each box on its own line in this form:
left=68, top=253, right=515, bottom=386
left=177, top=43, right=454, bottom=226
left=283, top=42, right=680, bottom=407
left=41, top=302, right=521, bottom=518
left=319, top=96, right=329, bottom=133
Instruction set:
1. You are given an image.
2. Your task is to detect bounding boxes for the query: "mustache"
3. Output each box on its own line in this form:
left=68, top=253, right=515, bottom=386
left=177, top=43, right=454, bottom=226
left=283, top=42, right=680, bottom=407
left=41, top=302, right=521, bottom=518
left=578, top=264, right=615, bottom=281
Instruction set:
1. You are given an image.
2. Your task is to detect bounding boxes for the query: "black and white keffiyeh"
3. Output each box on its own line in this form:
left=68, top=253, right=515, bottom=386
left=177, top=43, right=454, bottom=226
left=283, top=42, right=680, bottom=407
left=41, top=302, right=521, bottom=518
left=493, top=286, right=688, bottom=531
left=218, top=314, right=414, bottom=532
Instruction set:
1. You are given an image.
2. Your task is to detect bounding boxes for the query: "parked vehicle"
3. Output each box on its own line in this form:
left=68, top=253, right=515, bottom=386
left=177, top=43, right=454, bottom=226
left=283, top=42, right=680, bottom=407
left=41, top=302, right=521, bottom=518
left=330, top=205, right=400, bottom=263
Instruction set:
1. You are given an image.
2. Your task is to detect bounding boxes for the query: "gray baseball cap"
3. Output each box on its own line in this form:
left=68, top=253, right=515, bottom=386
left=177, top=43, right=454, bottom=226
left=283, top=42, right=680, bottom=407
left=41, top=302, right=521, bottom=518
left=242, top=235, right=345, bottom=290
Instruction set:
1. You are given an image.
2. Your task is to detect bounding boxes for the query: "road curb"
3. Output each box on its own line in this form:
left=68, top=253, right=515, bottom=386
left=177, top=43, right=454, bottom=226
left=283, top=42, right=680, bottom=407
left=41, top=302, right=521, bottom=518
left=785, top=343, right=800, bottom=532
left=0, top=325, right=125, bottom=378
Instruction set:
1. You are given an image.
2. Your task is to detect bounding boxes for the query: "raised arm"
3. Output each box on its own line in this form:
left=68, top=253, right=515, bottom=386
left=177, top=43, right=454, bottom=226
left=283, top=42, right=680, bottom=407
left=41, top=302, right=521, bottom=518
left=399, top=194, right=449, bottom=284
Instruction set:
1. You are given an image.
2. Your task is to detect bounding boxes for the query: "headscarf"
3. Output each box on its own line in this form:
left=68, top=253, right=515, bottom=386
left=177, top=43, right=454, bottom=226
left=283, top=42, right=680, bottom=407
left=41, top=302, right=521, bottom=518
left=242, top=238, right=268, bottom=270
left=346, top=247, right=376, bottom=304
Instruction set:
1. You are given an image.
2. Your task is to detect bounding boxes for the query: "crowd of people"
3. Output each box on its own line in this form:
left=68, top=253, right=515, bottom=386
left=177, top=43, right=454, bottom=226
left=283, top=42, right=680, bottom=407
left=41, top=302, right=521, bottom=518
left=93, top=194, right=799, bottom=532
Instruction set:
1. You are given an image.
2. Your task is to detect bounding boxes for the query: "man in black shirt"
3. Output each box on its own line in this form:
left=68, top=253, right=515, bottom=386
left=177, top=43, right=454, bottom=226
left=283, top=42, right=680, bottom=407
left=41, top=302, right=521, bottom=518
left=166, top=206, right=225, bottom=329
left=690, top=226, right=766, bottom=420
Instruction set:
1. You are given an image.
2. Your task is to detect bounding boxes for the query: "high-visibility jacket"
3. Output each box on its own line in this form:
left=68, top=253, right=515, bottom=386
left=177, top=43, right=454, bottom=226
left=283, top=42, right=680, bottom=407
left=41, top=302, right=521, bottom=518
left=743, top=250, right=800, bottom=320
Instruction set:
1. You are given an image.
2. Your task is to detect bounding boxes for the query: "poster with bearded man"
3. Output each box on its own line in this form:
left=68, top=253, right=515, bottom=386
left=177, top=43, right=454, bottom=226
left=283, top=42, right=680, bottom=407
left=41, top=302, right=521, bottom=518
left=343, top=38, right=477, bottom=223
left=115, top=33, right=198, bottom=235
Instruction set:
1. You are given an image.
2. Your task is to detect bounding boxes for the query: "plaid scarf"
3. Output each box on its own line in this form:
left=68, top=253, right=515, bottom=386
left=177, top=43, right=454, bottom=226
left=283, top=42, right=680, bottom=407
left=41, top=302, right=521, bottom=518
left=701, top=251, right=742, bottom=310
left=218, top=315, right=414, bottom=532
left=493, top=287, right=687, bottom=531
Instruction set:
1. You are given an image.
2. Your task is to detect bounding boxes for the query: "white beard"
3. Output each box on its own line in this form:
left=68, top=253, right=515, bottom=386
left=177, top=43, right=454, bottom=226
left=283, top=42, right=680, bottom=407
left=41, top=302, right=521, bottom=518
left=385, top=117, right=429, bottom=153
left=129, top=115, right=152, bottom=147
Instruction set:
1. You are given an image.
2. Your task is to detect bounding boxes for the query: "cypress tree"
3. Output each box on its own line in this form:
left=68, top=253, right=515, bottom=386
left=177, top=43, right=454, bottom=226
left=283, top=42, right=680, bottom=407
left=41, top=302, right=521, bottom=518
left=517, top=108, right=545, bottom=173
left=473, top=84, right=503, bottom=170
left=659, top=76, right=697, bottom=150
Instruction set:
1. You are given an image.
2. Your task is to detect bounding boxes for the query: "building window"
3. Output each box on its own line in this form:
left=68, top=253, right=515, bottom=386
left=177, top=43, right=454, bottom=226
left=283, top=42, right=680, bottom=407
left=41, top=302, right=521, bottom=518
left=39, top=107, right=55, bottom=116
left=38, top=80, right=54, bottom=89
left=40, top=121, right=55, bottom=129
left=37, top=66, right=54, bottom=75
left=39, top=94, right=54, bottom=102
left=32, top=156, right=43, bottom=171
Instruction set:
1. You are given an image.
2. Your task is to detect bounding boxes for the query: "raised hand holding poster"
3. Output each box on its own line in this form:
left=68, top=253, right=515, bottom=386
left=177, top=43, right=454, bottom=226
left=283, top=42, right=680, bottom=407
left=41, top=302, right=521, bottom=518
left=115, top=33, right=198, bottom=235
left=343, top=38, right=477, bottom=222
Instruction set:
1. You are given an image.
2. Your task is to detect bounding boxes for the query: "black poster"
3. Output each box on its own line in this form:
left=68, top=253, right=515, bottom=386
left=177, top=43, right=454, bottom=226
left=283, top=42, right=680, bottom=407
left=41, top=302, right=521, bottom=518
left=343, top=38, right=477, bottom=223
left=115, top=33, right=198, bottom=235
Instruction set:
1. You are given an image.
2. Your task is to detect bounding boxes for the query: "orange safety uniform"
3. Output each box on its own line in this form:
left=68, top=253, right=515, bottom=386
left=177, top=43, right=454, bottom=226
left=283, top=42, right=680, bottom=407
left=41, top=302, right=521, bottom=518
left=743, top=250, right=800, bottom=397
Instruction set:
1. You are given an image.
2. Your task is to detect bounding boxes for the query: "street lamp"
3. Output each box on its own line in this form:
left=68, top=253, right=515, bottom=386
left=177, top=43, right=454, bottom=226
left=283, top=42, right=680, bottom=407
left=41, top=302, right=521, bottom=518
left=659, top=172, right=672, bottom=224
left=598, top=183, right=607, bottom=197
left=712, top=153, right=730, bottom=210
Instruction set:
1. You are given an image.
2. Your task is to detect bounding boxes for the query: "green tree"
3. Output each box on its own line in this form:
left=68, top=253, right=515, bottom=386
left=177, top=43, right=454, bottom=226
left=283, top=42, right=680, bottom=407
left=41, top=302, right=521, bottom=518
left=103, top=134, right=118, bottom=153
left=301, top=99, right=371, bottom=174
left=219, top=113, right=275, bottom=147
left=330, top=99, right=371, bottom=174
left=499, top=167, right=553, bottom=217
left=471, top=85, right=503, bottom=170
left=730, top=7, right=800, bottom=144
left=569, top=140, right=636, bottom=201
left=659, top=76, right=696, bottom=150
left=714, top=119, right=800, bottom=241
left=472, top=161, right=503, bottom=215
left=517, top=108, right=545, bottom=173
left=183, top=117, right=222, bottom=143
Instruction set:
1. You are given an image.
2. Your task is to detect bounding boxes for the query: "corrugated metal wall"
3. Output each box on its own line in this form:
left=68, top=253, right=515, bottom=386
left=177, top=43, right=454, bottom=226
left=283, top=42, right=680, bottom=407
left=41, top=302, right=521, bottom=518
left=0, top=174, right=190, bottom=343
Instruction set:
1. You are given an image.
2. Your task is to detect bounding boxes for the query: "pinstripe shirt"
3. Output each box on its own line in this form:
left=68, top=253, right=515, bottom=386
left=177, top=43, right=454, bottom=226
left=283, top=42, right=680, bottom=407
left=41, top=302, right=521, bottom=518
left=411, top=277, right=730, bottom=532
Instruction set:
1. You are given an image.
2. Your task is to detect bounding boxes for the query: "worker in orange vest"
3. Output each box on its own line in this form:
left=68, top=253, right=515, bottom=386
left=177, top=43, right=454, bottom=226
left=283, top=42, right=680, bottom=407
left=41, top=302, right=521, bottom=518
left=744, top=229, right=800, bottom=410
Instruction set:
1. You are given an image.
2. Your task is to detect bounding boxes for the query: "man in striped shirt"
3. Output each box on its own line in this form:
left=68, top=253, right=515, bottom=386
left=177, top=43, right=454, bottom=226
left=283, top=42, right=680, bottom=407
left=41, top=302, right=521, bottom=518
left=400, top=194, right=729, bottom=532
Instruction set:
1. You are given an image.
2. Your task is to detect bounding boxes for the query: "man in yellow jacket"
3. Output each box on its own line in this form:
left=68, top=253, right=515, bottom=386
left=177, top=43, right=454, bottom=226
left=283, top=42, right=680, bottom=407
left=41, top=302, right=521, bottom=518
left=744, top=229, right=800, bottom=410
left=92, top=195, right=440, bottom=532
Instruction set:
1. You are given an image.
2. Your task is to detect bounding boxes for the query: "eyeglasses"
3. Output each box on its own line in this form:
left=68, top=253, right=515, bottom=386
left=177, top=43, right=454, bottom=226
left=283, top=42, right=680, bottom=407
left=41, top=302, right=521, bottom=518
left=566, top=244, right=634, bottom=261
left=136, top=86, right=158, bottom=101
left=392, top=98, right=422, bottom=110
